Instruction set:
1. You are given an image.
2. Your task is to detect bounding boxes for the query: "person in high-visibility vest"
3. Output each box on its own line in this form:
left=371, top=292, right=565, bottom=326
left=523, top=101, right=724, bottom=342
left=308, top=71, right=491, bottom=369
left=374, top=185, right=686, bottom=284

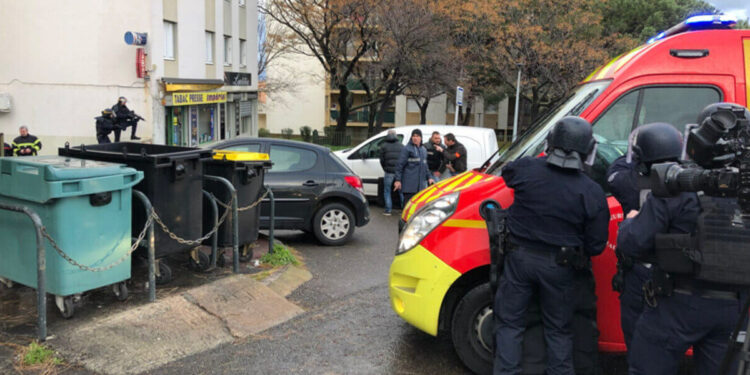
left=12, top=126, right=41, bottom=156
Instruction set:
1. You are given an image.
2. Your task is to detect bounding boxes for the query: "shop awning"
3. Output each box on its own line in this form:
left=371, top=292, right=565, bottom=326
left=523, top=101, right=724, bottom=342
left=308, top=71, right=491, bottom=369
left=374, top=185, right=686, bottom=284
left=162, top=77, right=224, bottom=92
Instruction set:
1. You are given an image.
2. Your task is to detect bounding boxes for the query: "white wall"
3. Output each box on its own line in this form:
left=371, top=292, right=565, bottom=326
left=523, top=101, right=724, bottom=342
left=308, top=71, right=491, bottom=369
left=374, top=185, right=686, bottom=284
left=263, top=52, right=326, bottom=133
left=177, top=0, right=206, bottom=79
left=0, top=0, right=153, bottom=152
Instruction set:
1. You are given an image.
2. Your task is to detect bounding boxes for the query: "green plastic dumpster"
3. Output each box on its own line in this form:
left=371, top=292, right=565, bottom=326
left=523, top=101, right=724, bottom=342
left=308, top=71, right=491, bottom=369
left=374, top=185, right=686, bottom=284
left=0, top=156, right=143, bottom=318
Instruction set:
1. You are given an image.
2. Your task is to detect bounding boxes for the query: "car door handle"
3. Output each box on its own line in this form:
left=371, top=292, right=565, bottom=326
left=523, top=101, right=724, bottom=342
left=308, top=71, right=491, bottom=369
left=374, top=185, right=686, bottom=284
left=303, top=180, right=319, bottom=187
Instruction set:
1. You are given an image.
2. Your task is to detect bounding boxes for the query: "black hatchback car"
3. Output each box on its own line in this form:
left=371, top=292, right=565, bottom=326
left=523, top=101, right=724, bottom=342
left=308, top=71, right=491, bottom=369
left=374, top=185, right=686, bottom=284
left=210, top=138, right=370, bottom=246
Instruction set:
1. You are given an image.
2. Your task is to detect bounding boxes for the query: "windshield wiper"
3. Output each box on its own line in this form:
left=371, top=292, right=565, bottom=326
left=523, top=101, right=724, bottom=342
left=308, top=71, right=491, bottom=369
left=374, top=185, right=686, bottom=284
left=567, top=89, right=599, bottom=116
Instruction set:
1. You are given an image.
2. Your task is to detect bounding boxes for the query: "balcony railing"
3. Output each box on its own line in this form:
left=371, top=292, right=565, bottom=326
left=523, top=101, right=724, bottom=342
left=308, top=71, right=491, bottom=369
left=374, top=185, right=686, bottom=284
left=330, top=109, right=395, bottom=123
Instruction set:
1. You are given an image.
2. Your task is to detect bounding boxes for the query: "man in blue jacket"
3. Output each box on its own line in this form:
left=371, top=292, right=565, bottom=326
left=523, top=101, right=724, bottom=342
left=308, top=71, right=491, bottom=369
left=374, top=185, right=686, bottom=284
left=394, top=128, right=434, bottom=203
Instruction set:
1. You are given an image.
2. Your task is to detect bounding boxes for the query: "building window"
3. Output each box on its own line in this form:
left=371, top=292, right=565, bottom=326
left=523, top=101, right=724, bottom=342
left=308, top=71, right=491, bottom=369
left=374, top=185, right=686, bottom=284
left=224, top=36, right=232, bottom=66
left=205, top=31, right=214, bottom=64
left=240, top=39, right=247, bottom=67
left=239, top=0, right=246, bottom=6
left=164, top=21, right=176, bottom=59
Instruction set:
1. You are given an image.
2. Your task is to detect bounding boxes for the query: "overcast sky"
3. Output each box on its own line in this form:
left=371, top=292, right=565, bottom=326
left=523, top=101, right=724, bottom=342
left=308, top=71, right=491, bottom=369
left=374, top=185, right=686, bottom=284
left=709, top=0, right=749, bottom=20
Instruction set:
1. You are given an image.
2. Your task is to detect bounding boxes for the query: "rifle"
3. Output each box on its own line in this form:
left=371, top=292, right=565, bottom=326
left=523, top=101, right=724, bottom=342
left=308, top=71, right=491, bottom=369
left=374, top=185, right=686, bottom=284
left=480, top=200, right=507, bottom=295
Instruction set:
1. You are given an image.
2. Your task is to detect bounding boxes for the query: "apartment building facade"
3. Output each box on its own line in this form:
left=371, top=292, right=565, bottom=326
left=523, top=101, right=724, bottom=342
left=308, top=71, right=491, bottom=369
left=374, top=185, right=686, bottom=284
left=0, top=0, right=258, bottom=153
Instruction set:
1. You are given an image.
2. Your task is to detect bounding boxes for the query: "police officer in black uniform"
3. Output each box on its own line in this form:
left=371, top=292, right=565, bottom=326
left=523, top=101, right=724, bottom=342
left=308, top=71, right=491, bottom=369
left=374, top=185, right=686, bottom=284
left=95, top=108, right=118, bottom=144
left=607, top=123, right=683, bottom=352
left=112, top=96, right=141, bottom=141
left=620, top=118, right=742, bottom=375
left=494, top=116, right=609, bottom=375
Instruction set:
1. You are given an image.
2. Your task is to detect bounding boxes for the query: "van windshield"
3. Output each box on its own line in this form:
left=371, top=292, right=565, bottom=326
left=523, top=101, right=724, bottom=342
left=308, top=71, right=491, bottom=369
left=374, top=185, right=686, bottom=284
left=486, top=80, right=611, bottom=175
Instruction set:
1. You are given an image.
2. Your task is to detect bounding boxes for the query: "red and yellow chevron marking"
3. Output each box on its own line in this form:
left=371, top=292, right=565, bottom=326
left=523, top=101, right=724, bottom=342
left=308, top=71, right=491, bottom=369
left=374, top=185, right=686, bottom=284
left=582, top=45, right=647, bottom=83
left=401, top=171, right=495, bottom=222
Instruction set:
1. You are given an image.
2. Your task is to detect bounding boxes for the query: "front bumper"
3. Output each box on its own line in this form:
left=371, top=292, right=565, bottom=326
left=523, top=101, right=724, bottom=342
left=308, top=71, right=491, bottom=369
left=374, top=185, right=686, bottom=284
left=389, top=245, right=461, bottom=336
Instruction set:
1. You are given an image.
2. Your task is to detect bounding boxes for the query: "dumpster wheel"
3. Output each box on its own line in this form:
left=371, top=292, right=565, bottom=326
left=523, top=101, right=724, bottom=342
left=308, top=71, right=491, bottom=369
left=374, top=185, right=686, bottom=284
left=155, top=260, right=173, bottom=285
left=188, top=250, right=211, bottom=272
left=240, top=244, right=254, bottom=262
left=113, top=282, right=129, bottom=302
left=55, top=295, right=75, bottom=319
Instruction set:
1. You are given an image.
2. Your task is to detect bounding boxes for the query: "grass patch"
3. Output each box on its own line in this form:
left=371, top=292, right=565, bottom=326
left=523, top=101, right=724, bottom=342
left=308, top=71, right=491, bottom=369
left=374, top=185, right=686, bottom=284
left=21, top=341, right=62, bottom=367
left=260, top=243, right=299, bottom=266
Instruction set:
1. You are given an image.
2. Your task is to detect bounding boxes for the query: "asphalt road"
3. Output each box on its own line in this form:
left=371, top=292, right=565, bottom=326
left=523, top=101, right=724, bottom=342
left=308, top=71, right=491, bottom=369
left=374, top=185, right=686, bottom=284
left=151, top=206, right=473, bottom=375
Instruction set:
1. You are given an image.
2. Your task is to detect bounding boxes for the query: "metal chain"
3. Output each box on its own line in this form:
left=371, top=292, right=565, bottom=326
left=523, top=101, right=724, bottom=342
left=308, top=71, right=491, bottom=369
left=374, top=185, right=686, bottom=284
left=151, top=195, right=233, bottom=245
left=41, top=214, right=154, bottom=273
left=212, top=189, right=269, bottom=212
left=37, top=188, right=266, bottom=271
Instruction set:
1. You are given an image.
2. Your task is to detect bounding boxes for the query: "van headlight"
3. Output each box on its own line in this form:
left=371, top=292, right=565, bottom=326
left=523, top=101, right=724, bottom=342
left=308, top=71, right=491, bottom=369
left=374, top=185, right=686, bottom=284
left=397, top=192, right=459, bottom=254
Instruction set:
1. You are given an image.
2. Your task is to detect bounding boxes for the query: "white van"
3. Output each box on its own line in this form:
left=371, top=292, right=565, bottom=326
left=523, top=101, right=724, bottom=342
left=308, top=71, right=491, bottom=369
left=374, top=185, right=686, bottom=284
left=334, top=125, right=499, bottom=199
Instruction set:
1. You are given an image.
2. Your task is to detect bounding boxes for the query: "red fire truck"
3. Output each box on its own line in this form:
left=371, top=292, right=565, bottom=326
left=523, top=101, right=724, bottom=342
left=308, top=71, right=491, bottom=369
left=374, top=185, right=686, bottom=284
left=389, top=15, right=750, bottom=374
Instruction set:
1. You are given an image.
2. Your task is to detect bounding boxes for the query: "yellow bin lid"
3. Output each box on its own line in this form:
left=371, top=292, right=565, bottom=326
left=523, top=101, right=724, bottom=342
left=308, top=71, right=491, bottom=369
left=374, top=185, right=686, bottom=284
left=213, top=150, right=270, bottom=161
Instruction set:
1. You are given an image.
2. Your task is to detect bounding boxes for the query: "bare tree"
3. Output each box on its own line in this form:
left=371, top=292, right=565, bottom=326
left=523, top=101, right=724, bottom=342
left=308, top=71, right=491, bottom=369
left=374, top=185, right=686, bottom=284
left=257, top=10, right=298, bottom=98
left=260, top=0, right=378, bottom=140
left=351, top=0, right=456, bottom=133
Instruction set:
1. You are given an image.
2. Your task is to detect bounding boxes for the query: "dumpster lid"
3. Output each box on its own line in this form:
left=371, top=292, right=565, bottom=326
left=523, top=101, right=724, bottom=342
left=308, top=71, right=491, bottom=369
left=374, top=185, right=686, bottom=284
left=2, top=156, right=130, bottom=181
left=213, top=150, right=270, bottom=161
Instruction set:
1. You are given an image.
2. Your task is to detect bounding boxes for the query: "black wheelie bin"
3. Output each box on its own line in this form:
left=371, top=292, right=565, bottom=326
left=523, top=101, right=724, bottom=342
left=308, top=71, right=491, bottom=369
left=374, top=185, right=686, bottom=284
left=203, top=151, right=272, bottom=262
left=59, top=143, right=212, bottom=283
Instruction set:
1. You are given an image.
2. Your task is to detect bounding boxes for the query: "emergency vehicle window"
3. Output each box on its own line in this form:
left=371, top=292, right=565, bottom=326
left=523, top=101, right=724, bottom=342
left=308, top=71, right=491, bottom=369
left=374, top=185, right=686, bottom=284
left=590, top=91, right=640, bottom=192
left=268, top=145, right=317, bottom=172
left=637, top=87, right=721, bottom=131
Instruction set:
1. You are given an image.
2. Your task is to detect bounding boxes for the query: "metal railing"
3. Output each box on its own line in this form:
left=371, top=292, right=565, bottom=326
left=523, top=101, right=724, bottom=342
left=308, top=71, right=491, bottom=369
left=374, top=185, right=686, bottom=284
left=0, top=203, right=46, bottom=341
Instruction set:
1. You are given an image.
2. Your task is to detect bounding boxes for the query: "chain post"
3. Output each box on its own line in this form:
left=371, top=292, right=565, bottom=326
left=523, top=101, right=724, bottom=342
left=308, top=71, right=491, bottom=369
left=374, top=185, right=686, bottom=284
left=267, top=186, right=275, bottom=254
left=204, top=175, right=239, bottom=273
left=0, top=203, right=46, bottom=341
left=133, top=190, right=156, bottom=303
left=203, top=190, right=219, bottom=268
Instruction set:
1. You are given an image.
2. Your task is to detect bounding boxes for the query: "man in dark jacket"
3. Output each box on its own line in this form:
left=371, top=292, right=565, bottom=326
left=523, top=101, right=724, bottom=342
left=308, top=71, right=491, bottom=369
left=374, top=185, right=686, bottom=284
left=12, top=126, right=42, bottom=156
left=439, top=133, right=467, bottom=177
left=96, top=108, right=119, bottom=144
left=3, top=142, right=11, bottom=157
left=112, top=96, right=141, bottom=141
left=394, top=128, right=434, bottom=203
left=424, top=131, right=446, bottom=180
left=379, top=130, right=404, bottom=215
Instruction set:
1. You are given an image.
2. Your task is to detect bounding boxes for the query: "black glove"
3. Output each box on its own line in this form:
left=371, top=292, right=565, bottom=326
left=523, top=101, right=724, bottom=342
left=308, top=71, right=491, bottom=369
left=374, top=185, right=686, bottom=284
left=612, top=268, right=624, bottom=293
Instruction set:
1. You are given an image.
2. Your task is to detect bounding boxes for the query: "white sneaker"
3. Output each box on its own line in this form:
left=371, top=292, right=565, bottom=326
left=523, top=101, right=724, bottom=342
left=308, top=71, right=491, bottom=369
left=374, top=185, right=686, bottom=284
left=383, top=211, right=392, bottom=216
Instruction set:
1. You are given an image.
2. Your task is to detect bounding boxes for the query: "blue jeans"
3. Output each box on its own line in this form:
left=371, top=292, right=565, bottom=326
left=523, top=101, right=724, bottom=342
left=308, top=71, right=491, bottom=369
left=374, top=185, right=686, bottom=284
left=383, top=173, right=403, bottom=213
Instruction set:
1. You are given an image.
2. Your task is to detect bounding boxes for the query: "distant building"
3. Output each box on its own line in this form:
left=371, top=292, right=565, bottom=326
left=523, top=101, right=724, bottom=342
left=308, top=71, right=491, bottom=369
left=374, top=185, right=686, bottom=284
left=0, top=0, right=259, bottom=153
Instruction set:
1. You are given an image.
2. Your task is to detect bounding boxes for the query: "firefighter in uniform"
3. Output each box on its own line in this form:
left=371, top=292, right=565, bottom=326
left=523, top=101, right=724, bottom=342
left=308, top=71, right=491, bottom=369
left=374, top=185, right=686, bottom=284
left=12, top=126, right=41, bottom=156
left=619, top=119, right=743, bottom=375
left=95, top=108, right=118, bottom=144
left=607, top=123, right=683, bottom=352
left=494, top=116, right=609, bottom=375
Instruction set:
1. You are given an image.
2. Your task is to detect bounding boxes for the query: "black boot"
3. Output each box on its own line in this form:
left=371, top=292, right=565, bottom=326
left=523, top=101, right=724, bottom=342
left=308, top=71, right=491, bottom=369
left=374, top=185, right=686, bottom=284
left=130, top=124, right=140, bottom=140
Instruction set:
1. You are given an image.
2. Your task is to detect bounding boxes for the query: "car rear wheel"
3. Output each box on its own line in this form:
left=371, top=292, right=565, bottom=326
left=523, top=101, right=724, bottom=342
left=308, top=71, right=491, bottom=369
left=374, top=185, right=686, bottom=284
left=313, top=202, right=355, bottom=246
left=451, top=282, right=494, bottom=375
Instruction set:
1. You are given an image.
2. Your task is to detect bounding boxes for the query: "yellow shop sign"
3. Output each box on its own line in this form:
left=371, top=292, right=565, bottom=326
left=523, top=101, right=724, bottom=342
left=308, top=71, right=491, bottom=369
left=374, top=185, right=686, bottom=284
left=172, top=91, right=227, bottom=106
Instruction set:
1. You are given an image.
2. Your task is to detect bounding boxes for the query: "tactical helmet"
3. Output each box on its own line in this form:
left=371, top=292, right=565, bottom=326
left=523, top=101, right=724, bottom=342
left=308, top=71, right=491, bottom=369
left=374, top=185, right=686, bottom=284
left=102, top=108, right=113, bottom=116
left=118, top=96, right=127, bottom=103
left=545, top=116, right=596, bottom=170
left=630, top=122, right=683, bottom=164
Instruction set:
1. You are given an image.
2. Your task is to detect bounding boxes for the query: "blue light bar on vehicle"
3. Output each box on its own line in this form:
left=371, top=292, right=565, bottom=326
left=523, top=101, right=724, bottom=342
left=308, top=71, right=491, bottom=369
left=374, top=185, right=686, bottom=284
left=646, top=14, right=737, bottom=44
left=685, top=14, right=737, bottom=28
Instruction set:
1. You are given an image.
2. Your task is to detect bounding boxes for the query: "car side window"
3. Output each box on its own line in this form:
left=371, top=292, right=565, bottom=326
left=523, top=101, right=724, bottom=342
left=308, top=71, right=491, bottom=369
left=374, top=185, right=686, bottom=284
left=348, top=134, right=404, bottom=159
left=219, top=143, right=262, bottom=152
left=590, top=86, right=722, bottom=192
left=268, top=145, right=317, bottom=173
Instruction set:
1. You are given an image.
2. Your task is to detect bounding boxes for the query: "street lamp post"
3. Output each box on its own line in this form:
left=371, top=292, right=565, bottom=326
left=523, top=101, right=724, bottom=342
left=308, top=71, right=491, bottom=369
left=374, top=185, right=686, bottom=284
left=512, top=64, right=523, bottom=142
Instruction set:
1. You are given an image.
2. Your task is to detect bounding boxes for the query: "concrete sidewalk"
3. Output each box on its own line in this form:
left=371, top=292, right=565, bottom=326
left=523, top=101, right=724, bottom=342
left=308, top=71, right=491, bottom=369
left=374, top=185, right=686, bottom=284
left=49, top=266, right=311, bottom=375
